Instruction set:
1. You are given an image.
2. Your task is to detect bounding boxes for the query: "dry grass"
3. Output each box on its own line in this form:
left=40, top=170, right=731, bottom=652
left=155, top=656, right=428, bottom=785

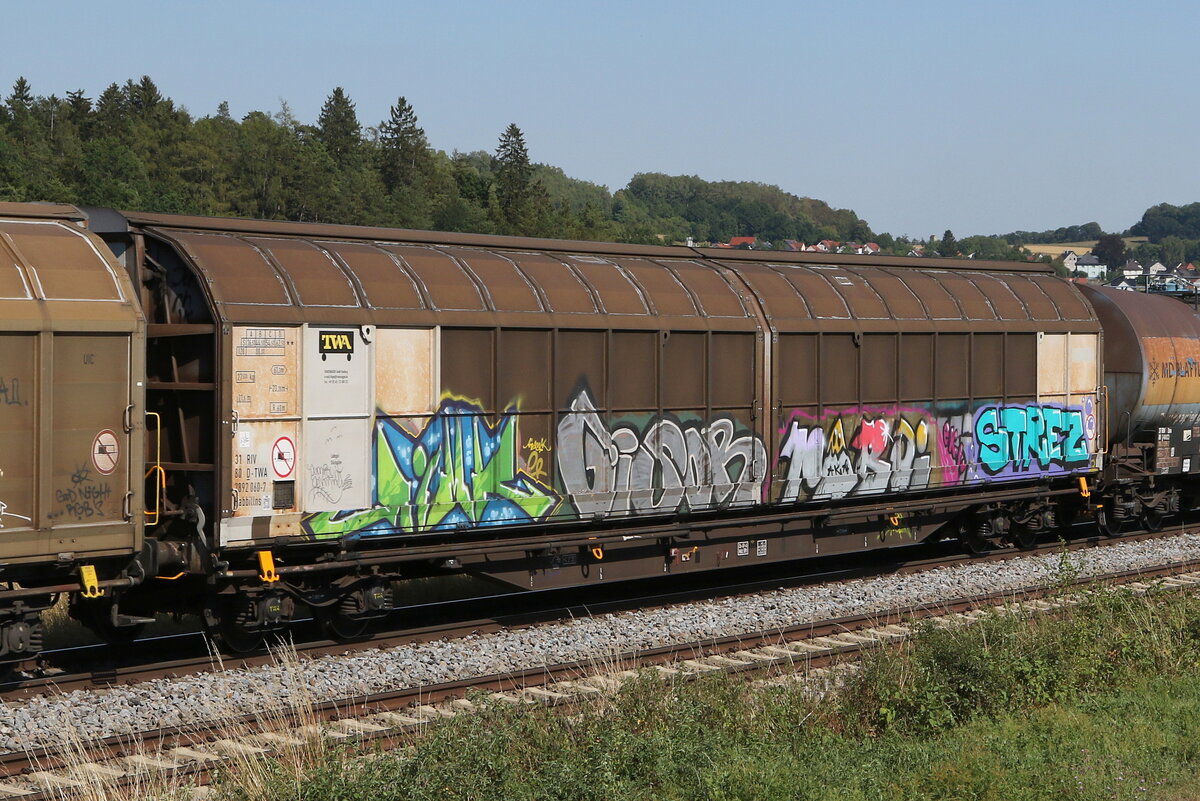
left=23, top=723, right=198, bottom=800
left=16, top=639, right=334, bottom=801
left=201, top=640, right=335, bottom=801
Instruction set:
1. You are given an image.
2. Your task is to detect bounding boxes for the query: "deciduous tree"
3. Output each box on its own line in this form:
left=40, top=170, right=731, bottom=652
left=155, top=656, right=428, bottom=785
left=1092, top=233, right=1126, bottom=269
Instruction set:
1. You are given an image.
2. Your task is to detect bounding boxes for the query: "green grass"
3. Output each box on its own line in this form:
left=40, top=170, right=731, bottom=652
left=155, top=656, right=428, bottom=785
left=210, top=586, right=1200, bottom=801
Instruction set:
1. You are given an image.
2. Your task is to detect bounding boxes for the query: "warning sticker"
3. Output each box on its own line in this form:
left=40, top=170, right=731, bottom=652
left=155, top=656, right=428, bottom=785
left=271, top=436, right=296, bottom=479
left=92, top=429, right=120, bottom=475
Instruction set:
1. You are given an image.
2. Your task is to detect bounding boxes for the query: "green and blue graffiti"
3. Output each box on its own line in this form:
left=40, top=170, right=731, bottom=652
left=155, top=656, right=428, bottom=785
left=303, top=397, right=560, bottom=538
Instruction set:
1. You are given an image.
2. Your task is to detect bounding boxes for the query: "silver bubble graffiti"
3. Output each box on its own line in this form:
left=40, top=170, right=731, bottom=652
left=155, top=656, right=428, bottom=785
left=777, top=416, right=932, bottom=501
left=556, top=388, right=767, bottom=516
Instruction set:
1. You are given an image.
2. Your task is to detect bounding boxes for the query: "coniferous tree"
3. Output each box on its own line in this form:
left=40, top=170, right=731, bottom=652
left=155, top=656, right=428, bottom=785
left=94, top=83, right=129, bottom=139
left=6, top=77, right=32, bottom=114
left=939, top=229, right=958, bottom=257
left=5, top=77, right=42, bottom=148
left=493, top=123, right=532, bottom=229
left=316, top=87, right=361, bottom=168
left=65, top=90, right=92, bottom=130
left=378, top=96, right=429, bottom=192
left=126, top=76, right=163, bottom=118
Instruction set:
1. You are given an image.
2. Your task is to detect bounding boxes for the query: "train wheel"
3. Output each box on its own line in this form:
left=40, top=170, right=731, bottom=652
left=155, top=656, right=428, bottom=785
left=209, top=598, right=264, bottom=654
left=1008, top=523, right=1038, bottom=550
left=316, top=606, right=371, bottom=641
left=1142, top=506, right=1166, bottom=533
left=1096, top=502, right=1123, bottom=538
left=960, top=526, right=992, bottom=554
left=315, top=580, right=391, bottom=641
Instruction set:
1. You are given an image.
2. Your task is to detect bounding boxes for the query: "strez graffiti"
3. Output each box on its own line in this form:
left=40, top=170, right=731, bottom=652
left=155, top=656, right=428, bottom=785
left=774, top=402, right=1091, bottom=504
left=974, top=404, right=1088, bottom=476
left=302, top=398, right=559, bottom=538
left=555, top=387, right=766, bottom=516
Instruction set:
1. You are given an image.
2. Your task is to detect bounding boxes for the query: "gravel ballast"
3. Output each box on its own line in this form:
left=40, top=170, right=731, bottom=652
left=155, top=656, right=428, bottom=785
left=3, top=533, right=1200, bottom=753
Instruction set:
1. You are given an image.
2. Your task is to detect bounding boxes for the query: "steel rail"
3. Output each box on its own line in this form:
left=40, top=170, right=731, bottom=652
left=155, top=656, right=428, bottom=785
left=0, top=531, right=1195, bottom=797
left=2, top=526, right=1178, bottom=698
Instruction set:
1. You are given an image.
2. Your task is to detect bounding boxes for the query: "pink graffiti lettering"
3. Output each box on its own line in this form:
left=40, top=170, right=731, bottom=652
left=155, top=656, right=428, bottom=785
left=939, top=421, right=970, bottom=485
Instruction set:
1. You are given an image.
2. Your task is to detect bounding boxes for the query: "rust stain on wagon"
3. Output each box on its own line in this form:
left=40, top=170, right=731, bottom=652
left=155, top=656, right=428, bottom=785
left=1143, top=337, right=1200, bottom=405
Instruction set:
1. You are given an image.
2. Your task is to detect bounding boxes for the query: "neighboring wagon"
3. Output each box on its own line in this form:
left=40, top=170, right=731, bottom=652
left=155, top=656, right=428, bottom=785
left=0, top=203, right=144, bottom=658
left=1078, top=284, right=1200, bottom=529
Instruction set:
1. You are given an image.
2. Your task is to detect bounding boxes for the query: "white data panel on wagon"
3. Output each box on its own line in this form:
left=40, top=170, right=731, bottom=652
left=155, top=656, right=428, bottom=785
left=231, top=326, right=299, bottom=419
left=302, top=325, right=372, bottom=418
left=231, top=420, right=300, bottom=516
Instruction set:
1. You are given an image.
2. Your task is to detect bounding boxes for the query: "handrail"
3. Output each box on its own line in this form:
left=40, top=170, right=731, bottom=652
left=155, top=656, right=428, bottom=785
left=144, top=411, right=165, bottom=525
left=1099, top=384, right=1109, bottom=456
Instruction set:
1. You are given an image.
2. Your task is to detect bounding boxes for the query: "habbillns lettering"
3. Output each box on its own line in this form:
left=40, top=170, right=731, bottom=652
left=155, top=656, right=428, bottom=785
left=319, top=330, right=355, bottom=361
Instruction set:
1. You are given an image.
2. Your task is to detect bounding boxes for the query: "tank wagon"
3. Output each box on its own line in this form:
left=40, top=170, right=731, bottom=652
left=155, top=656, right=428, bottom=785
left=0, top=201, right=1185, bottom=656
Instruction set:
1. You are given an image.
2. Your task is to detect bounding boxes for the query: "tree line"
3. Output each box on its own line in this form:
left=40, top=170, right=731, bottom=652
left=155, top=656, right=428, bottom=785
left=1063, top=204, right=1200, bottom=273
left=0, top=75, right=888, bottom=248
left=1125, top=203, right=1200, bottom=266
left=1000, top=222, right=1104, bottom=246
left=19, top=74, right=1178, bottom=264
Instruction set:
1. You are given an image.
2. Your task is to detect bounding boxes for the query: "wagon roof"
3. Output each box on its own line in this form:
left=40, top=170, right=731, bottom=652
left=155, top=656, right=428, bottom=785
left=0, top=210, right=139, bottom=330
left=95, top=207, right=1091, bottom=333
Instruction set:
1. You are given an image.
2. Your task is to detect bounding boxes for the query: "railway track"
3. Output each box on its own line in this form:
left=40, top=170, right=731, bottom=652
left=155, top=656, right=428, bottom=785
left=1, top=527, right=1178, bottom=698
left=0, top=529, right=1195, bottom=797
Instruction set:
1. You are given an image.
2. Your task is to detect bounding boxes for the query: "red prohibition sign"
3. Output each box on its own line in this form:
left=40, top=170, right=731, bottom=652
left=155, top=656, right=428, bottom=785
left=272, top=436, right=296, bottom=479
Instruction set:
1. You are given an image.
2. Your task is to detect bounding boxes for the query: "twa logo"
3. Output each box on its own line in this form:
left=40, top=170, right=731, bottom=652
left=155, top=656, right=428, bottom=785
left=319, top=330, right=354, bottom=361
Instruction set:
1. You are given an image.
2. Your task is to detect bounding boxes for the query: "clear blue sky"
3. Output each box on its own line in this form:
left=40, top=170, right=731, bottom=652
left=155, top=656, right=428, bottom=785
left=5, top=0, right=1199, bottom=238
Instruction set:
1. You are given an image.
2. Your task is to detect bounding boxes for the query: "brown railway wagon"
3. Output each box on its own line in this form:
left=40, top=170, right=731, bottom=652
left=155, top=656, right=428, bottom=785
left=0, top=203, right=1110, bottom=651
left=0, top=204, right=144, bottom=657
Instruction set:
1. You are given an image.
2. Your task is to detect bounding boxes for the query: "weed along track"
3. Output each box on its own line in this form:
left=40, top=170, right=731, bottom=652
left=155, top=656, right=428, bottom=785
left=0, top=537, right=1199, bottom=799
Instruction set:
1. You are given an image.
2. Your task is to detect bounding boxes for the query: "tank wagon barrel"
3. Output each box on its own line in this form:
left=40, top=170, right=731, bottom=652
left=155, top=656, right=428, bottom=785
left=0, top=200, right=1189, bottom=657
left=1076, top=284, right=1200, bottom=529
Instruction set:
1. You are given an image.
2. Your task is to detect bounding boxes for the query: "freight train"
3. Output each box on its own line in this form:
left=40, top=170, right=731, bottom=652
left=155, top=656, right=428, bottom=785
left=0, top=201, right=1193, bottom=656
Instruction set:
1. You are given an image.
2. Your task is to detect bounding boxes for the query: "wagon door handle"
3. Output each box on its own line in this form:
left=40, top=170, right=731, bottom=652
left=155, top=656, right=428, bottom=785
left=122, top=404, right=134, bottom=433
left=122, top=491, right=133, bottom=522
left=230, top=409, right=239, bottom=435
